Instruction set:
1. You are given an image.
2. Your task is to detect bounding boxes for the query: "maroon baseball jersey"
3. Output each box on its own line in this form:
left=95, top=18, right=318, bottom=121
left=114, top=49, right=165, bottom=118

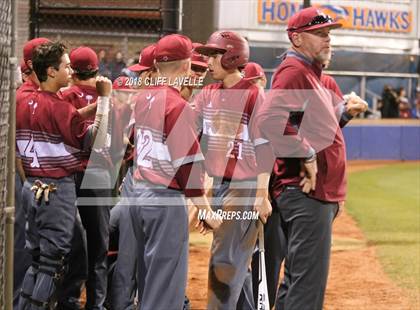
left=16, top=79, right=39, bottom=159
left=194, top=79, right=261, bottom=180
left=133, top=85, right=205, bottom=197
left=61, top=84, right=98, bottom=112
left=321, top=74, right=343, bottom=98
left=267, top=51, right=346, bottom=202
left=16, top=79, right=38, bottom=103
left=61, top=84, right=114, bottom=169
left=16, top=90, right=89, bottom=178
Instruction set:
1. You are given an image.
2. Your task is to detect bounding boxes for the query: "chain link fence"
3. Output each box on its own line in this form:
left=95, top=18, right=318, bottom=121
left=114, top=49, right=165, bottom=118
left=30, top=0, right=178, bottom=81
left=0, top=0, right=11, bottom=307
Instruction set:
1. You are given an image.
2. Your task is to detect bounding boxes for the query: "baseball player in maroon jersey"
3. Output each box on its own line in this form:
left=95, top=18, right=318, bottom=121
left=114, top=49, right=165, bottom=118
left=60, top=46, right=114, bottom=310
left=107, top=46, right=159, bottom=309
left=16, top=41, right=112, bottom=310
left=123, top=34, right=221, bottom=310
left=16, top=38, right=52, bottom=194
left=111, top=44, right=158, bottom=181
left=252, top=7, right=367, bottom=310
left=13, top=38, right=51, bottom=309
left=107, top=76, right=138, bottom=310
left=193, top=31, right=271, bottom=309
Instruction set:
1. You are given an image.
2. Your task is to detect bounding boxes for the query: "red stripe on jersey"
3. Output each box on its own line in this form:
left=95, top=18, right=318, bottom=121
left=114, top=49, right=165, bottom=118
left=133, top=86, right=204, bottom=195
left=194, top=79, right=262, bottom=180
left=16, top=90, right=89, bottom=178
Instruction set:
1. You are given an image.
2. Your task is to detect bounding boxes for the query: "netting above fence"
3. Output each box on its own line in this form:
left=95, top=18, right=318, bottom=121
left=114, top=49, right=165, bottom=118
left=0, top=0, right=11, bottom=307
left=30, top=0, right=181, bottom=80
left=36, top=0, right=162, bottom=37
left=31, top=0, right=170, bottom=82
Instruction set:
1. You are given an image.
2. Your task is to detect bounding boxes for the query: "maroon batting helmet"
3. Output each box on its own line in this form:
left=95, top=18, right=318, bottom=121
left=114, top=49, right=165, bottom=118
left=194, top=31, right=249, bottom=70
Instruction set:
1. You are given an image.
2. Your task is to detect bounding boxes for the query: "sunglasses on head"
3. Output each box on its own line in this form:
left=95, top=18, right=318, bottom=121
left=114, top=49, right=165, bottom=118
left=288, top=14, right=333, bottom=31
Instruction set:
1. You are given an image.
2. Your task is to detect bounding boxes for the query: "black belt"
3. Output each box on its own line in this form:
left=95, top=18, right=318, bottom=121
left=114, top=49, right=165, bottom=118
left=282, top=185, right=301, bottom=191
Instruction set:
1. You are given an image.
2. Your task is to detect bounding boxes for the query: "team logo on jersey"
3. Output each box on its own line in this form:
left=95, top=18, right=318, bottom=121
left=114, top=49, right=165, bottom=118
left=28, top=100, right=38, bottom=115
left=146, top=93, right=156, bottom=110
left=86, top=94, right=93, bottom=105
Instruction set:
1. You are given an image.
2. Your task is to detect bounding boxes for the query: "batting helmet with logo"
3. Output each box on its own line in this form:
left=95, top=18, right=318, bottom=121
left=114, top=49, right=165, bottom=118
left=194, top=31, right=249, bottom=70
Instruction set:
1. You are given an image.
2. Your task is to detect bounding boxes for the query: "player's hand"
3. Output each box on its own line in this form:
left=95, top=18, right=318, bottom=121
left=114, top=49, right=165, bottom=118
left=203, top=210, right=223, bottom=231
left=96, top=76, right=112, bottom=97
left=254, top=196, right=272, bottom=224
left=300, top=159, right=317, bottom=192
left=299, top=176, right=312, bottom=193
left=344, top=92, right=368, bottom=116
left=195, top=220, right=213, bottom=235
left=187, top=201, right=199, bottom=228
left=190, top=195, right=222, bottom=232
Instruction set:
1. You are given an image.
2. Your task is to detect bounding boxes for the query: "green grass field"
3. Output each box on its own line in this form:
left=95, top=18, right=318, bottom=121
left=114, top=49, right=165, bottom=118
left=346, top=162, right=420, bottom=297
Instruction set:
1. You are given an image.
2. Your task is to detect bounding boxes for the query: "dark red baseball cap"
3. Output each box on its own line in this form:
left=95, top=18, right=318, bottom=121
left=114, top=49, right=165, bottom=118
left=287, top=7, right=342, bottom=35
left=191, top=43, right=208, bottom=69
left=69, top=46, right=99, bottom=72
left=20, top=59, right=31, bottom=74
left=113, top=76, right=133, bottom=90
left=242, top=62, right=265, bottom=80
left=23, top=38, right=51, bottom=64
left=155, top=34, right=193, bottom=62
left=128, top=44, right=156, bottom=72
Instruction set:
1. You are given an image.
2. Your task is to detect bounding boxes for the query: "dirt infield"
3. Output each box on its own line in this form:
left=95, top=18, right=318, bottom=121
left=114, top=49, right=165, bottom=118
left=186, top=160, right=419, bottom=310
left=325, top=210, right=415, bottom=310
left=346, top=160, right=407, bottom=173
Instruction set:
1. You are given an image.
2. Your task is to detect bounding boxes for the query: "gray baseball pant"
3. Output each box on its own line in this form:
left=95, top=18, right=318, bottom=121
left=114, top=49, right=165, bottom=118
left=18, top=176, right=79, bottom=310
left=274, top=186, right=338, bottom=310
left=128, top=182, right=189, bottom=310
left=109, top=169, right=138, bottom=310
left=207, top=180, right=259, bottom=310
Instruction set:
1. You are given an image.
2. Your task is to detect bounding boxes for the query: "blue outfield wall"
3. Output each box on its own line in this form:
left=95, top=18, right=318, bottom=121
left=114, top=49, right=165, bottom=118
left=342, top=121, right=420, bottom=160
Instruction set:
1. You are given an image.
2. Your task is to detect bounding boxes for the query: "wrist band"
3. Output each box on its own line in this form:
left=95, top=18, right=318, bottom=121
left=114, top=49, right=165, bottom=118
left=97, top=96, right=110, bottom=114
left=304, top=152, right=317, bottom=163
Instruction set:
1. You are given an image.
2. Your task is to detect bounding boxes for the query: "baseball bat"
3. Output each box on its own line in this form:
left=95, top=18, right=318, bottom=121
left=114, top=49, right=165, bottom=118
left=257, top=223, right=270, bottom=310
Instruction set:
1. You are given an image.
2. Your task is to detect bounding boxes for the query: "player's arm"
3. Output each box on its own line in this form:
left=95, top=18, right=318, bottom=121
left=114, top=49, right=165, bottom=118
left=343, top=92, right=368, bottom=118
left=174, top=161, right=222, bottom=231
left=55, top=77, right=112, bottom=150
left=77, top=102, right=97, bottom=119
left=270, top=69, right=317, bottom=159
left=324, top=77, right=367, bottom=127
left=248, top=88, right=273, bottom=223
left=87, top=76, right=112, bottom=149
left=254, top=172, right=272, bottom=224
left=62, top=90, right=98, bottom=120
left=334, top=94, right=367, bottom=128
left=259, top=69, right=318, bottom=190
left=166, top=102, right=222, bottom=231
